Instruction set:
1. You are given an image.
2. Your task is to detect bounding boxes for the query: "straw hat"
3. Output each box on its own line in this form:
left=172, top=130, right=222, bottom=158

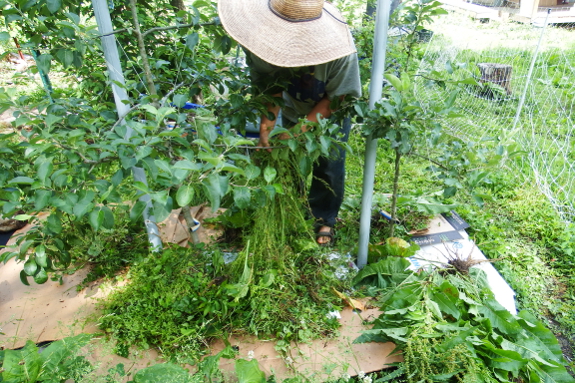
left=218, top=0, right=356, bottom=67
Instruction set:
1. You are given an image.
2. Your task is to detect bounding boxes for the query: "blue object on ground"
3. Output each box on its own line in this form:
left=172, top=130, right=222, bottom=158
left=182, top=102, right=204, bottom=110
left=0, top=230, right=14, bottom=247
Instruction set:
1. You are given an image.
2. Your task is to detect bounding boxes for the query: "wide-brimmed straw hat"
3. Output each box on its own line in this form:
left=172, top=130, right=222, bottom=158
left=218, top=0, right=356, bottom=67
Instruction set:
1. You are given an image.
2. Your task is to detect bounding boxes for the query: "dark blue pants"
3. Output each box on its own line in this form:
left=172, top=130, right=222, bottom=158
left=291, top=117, right=351, bottom=228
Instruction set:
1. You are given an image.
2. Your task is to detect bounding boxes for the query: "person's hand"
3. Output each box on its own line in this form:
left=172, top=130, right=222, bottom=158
left=258, top=130, right=272, bottom=152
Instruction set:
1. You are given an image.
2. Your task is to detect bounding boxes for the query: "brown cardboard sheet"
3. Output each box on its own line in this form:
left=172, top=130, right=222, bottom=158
left=212, top=305, right=401, bottom=380
left=1, top=217, right=400, bottom=379
left=0, top=223, right=102, bottom=349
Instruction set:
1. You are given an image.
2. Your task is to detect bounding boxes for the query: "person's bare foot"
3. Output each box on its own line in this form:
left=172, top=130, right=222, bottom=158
left=316, top=225, right=334, bottom=246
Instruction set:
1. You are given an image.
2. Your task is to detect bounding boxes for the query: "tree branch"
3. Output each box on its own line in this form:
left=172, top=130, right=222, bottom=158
left=112, top=104, right=141, bottom=130
left=97, top=22, right=216, bottom=39
left=129, top=0, right=157, bottom=98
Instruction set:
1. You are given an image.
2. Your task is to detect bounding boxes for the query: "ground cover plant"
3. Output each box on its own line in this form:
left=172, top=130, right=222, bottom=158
left=2, top=0, right=575, bottom=380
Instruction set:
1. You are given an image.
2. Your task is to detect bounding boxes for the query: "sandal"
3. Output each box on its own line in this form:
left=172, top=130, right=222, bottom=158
left=316, top=226, right=335, bottom=247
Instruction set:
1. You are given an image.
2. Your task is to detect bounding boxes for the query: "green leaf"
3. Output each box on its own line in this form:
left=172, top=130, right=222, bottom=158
left=136, top=146, right=153, bottom=161
left=235, top=359, right=266, bottom=383
left=352, top=257, right=412, bottom=287
left=185, top=32, right=199, bottom=50
left=425, top=297, right=443, bottom=319
left=475, top=298, right=521, bottom=335
left=499, top=337, right=557, bottom=367
left=385, top=73, right=403, bottom=91
left=143, top=158, right=159, bottom=181
left=56, top=49, right=74, bottom=68
left=133, top=363, right=192, bottom=383
left=0, top=32, right=9, bottom=41
left=111, top=169, right=124, bottom=186
left=532, top=360, right=575, bottom=383
left=176, top=185, right=194, bottom=207
left=480, top=338, right=528, bottom=375
left=204, top=173, right=222, bottom=211
left=198, top=120, right=217, bottom=144
left=173, top=94, right=187, bottom=108
left=36, top=54, right=52, bottom=74
left=37, top=159, right=53, bottom=185
left=173, top=160, right=202, bottom=171
left=155, top=159, right=174, bottom=177
left=263, top=166, right=277, bottom=183
left=121, top=155, right=137, bottom=169
left=101, top=206, right=115, bottom=229
left=2, top=341, right=42, bottom=382
left=431, top=281, right=461, bottom=320
left=34, top=268, right=48, bottom=284
left=152, top=197, right=173, bottom=222
left=9, top=176, right=34, bottom=185
left=355, top=327, right=409, bottom=344
left=444, top=90, right=458, bottom=109
left=66, top=12, right=80, bottom=25
left=46, top=0, right=62, bottom=13
left=220, top=163, right=244, bottom=175
left=130, top=201, right=147, bottom=222
left=233, top=187, right=251, bottom=209
left=89, top=208, right=104, bottom=231
left=299, top=156, right=311, bottom=177
left=74, top=39, right=87, bottom=55
left=39, top=334, right=93, bottom=378
left=45, top=114, right=62, bottom=128
left=244, top=165, right=261, bottom=180
left=517, top=311, right=564, bottom=362
left=35, top=245, right=48, bottom=268
left=46, top=213, right=62, bottom=234
left=20, top=270, right=30, bottom=285
left=24, top=258, right=38, bottom=276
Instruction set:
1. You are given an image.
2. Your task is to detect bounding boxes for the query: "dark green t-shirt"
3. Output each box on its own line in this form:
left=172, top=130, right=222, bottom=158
left=246, top=51, right=362, bottom=123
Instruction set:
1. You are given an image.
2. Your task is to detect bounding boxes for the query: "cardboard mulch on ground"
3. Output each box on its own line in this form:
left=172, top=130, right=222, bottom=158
left=158, top=205, right=226, bottom=247
left=0, top=223, right=102, bottom=350
left=1, top=210, right=401, bottom=379
left=212, top=303, right=402, bottom=380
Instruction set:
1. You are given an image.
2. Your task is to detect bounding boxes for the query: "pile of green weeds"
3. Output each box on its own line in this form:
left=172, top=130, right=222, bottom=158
left=100, top=142, right=352, bottom=362
left=354, top=257, right=574, bottom=382
left=99, top=243, right=347, bottom=363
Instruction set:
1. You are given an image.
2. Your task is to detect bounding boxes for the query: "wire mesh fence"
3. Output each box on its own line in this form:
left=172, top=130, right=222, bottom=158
left=415, top=10, right=575, bottom=222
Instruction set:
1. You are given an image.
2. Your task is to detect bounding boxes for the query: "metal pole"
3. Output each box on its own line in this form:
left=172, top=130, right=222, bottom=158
left=92, top=0, right=163, bottom=251
left=30, top=49, right=54, bottom=103
left=511, top=9, right=550, bottom=132
left=357, top=0, right=392, bottom=268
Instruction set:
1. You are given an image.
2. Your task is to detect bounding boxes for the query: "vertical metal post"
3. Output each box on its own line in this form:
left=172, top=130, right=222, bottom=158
left=92, top=0, right=163, bottom=251
left=357, top=0, right=392, bottom=269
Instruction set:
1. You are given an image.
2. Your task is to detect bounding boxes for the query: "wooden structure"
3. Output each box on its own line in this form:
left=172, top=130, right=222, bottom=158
left=440, top=0, right=503, bottom=20
left=439, top=0, right=575, bottom=24
left=512, top=1, right=575, bottom=24
left=477, top=63, right=513, bottom=97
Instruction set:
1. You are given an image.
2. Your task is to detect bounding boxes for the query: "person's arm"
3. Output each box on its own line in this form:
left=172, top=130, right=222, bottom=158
left=304, top=96, right=337, bottom=127
left=259, top=93, right=282, bottom=150
left=293, top=95, right=343, bottom=136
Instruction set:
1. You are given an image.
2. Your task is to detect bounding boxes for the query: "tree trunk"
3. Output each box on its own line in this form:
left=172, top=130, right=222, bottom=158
left=389, top=150, right=402, bottom=238
left=170, top=0, right=186, bottom=12
left=129, top=0, right=157, bottom=98
left=477, top=63, right=513, bottom=97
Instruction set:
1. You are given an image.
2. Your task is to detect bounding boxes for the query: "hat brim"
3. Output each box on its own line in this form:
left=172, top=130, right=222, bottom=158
left=218, top=0, right=356, bottom=67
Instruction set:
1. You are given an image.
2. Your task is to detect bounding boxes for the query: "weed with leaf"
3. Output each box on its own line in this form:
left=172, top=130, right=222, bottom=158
left=354, top=257, right=574, bottom=382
